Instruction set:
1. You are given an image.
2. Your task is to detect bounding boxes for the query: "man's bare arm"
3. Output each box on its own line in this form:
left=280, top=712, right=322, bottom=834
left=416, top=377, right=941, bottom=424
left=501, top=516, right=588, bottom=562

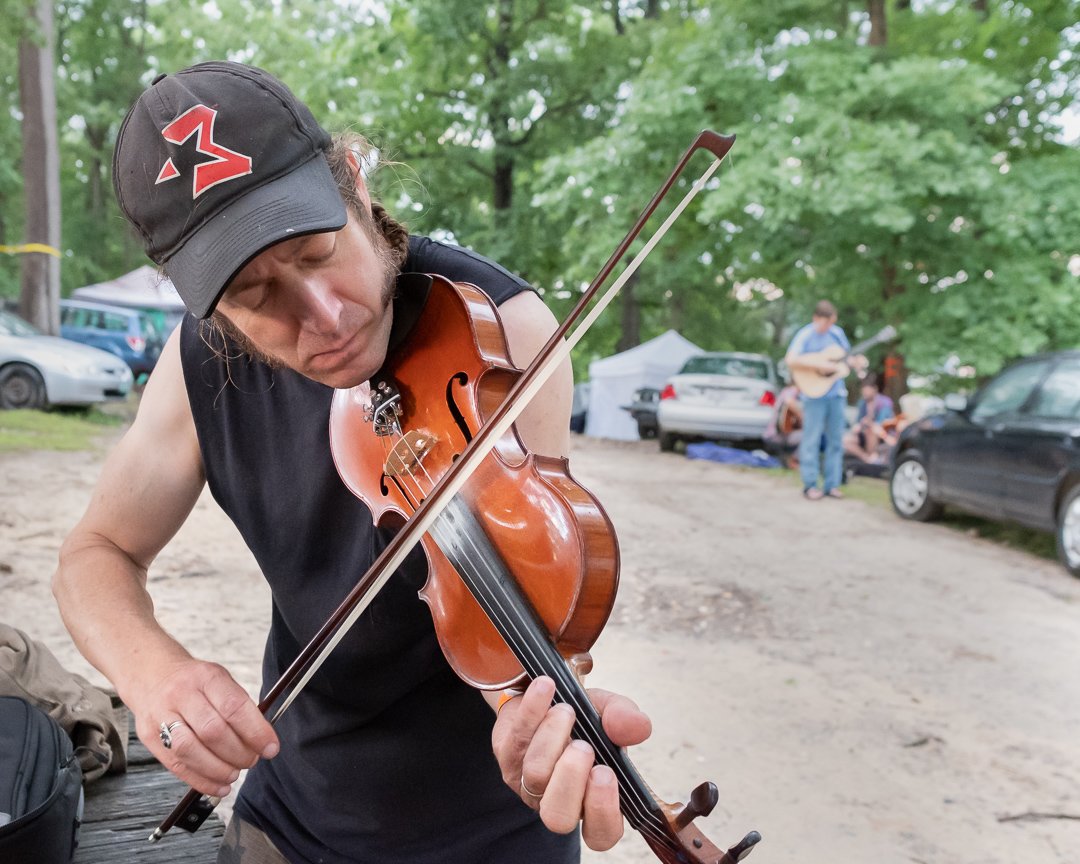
left=53, top=328, right=277, bottom=796
left=496, top=290, right=573, bottom=458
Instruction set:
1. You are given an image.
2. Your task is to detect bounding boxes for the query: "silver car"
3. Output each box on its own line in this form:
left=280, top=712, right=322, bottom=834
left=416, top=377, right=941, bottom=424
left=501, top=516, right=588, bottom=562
left=0, top=309, right=133, bottom=409
left=656, top=352, right=779, bottom=451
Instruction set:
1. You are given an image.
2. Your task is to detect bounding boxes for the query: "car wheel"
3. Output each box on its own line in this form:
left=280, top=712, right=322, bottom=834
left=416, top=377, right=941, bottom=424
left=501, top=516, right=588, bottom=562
left=890, top=451, right=943, bottom=522
left=659, top=431, right=678, bottom=452
left=0, top=364, right=47, bottom=410
left=1055, top=486, right=1080, bottom=578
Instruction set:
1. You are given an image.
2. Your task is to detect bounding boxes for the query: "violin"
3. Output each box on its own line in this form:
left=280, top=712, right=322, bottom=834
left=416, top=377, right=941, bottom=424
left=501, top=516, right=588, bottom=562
left=152, top=130, right=758, bottom=863
left=329, top=272, right=758, bottom=863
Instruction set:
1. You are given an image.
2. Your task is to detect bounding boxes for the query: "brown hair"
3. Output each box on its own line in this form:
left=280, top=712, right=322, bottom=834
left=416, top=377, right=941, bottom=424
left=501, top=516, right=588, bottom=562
left=813, top=300, right=837, bottom=319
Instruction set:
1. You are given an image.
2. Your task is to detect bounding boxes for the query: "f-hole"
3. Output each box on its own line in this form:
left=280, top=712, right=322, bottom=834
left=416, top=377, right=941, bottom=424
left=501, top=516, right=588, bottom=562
left=445, top=373, right=472, bottom=444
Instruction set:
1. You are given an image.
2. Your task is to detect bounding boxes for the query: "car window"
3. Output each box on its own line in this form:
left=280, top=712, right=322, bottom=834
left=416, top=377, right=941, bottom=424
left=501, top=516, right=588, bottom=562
left=104, top=312, right=130, bottom=332
left=681, top=356, right=771, bottom=380
left=140, top=315, right=163, bottom=344
left=1029, top=358, right=1080, bottom=420
left=0, top=310, right=41, bottom=336
left=65, top=307, right=88, bottom=327
left=970, top=360, right=1049, bottom=421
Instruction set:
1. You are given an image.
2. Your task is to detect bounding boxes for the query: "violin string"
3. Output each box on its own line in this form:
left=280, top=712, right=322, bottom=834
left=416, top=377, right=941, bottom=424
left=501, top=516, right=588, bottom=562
left=441, top=517, right=674, bottom=847
left=430, top=500, right=674, bottom=847
left=386, top=432, right=676, bottom=847
left=391, top=450, right=674, bottom=846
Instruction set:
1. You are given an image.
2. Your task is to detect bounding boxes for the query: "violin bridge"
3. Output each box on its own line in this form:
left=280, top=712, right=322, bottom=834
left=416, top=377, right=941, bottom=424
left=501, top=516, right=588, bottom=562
left=384, top=430, right=438, bottom=478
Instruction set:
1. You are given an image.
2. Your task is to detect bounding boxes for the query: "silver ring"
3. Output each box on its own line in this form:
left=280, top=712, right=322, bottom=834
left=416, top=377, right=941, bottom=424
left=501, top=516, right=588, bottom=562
left=159, top=720, right=183, bottom=749
left=520, top=776, right=543, bottom=801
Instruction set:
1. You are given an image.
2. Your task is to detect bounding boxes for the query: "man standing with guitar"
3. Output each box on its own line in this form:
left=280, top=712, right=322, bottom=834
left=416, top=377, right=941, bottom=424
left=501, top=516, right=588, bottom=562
left=785, top=300, right=865, bottom=500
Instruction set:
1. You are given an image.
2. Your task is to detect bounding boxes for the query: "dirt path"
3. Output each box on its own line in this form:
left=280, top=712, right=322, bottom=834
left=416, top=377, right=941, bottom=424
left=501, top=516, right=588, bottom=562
left=3, top=431, right=1078, bottom=864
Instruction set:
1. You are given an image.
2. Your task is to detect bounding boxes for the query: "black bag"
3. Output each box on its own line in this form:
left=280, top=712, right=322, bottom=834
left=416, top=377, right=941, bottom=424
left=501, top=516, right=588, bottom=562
left=0, top=696, right=83, bottom=864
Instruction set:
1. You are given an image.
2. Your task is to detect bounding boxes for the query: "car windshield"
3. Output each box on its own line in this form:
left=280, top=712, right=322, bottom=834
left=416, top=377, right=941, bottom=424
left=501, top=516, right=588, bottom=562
left=1030, top=358, right=1080, bottom=419
left=970, top=359, right=1049, bottom=421
left=681, top=356, right=771, bottom=380
left=0, top=309, right=41, bottom=337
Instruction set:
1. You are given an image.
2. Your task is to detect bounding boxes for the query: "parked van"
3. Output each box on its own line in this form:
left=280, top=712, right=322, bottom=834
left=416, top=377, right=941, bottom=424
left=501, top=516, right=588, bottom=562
left=59, top=299, right=164, bottom=380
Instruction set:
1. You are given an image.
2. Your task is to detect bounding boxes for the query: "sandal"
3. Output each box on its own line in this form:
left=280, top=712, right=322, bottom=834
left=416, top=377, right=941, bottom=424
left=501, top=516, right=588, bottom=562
left=825, top=488, right=844, bottom=499
left=803, top=487, right=824, bottom=500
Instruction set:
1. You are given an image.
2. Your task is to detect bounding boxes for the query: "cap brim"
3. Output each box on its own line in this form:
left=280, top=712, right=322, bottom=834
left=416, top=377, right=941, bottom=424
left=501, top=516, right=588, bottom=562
left=164, top=155, right=348, bottom=318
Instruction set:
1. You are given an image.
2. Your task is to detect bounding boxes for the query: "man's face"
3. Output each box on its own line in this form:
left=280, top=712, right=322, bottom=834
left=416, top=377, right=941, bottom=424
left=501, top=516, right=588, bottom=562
left=812, top=313, right=836, bottom=334
left=215, top=210, right=398, bottom=389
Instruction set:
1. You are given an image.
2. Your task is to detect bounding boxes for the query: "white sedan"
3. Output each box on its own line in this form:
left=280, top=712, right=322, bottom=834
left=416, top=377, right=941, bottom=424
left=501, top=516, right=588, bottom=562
left=0, top=309, right=133, bottom=409
left=656, top=351, right=779, bottom=451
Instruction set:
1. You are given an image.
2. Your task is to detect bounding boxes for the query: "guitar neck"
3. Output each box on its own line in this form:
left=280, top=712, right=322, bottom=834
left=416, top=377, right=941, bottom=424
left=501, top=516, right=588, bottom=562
left=847, top=325, right=898, bottom=359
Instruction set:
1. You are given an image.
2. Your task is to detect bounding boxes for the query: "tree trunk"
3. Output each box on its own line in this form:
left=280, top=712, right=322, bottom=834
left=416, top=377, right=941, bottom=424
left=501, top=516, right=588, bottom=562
left=491, top=0, right=514, bottom=215
left=880, top=253, right=905, bottom=403
left=972, top=0, right=988, bottom=19
left=867, top=0, right=887, bottom=47
left=18, top=0, right=60, bottom=335
left=610, top=0, right=624, bottom=35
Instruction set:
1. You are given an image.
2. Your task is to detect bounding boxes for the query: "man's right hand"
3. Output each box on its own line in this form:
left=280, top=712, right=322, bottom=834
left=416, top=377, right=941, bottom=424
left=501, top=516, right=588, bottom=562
left=132, top=657, right=279, bottom=798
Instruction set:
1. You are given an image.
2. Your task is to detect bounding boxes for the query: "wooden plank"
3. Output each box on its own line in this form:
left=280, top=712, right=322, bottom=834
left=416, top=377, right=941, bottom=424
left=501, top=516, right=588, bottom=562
left=76, top=731, right=225, bottom=862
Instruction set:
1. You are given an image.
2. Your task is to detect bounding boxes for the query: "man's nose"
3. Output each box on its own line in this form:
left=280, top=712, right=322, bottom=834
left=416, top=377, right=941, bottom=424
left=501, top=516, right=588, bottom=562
left=293, top=277, right=343, bottom=333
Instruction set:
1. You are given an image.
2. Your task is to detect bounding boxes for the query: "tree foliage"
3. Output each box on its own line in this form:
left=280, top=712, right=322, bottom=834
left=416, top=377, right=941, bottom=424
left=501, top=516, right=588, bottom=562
left=0, top=0, right=1076, bottom=386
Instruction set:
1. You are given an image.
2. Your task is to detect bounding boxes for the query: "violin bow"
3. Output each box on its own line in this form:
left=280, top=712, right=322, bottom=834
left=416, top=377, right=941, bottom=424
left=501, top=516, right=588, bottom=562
left=153, top=131, right=759, bottom=862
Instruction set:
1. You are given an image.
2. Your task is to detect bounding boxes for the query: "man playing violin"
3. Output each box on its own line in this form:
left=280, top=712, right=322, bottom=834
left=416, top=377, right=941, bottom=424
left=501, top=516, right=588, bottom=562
left=52, top=61, right=651, bottom=864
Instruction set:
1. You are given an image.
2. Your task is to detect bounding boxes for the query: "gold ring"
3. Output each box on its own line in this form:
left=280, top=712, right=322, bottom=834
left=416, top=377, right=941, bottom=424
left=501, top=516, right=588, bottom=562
left=520, top=776, right=543, bottom=801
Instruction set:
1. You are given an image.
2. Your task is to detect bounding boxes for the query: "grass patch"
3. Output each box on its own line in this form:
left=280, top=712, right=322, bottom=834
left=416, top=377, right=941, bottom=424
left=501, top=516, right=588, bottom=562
left=936, top=513, right=1058, bottom=564
left=0, top=406, right=127, bottom=452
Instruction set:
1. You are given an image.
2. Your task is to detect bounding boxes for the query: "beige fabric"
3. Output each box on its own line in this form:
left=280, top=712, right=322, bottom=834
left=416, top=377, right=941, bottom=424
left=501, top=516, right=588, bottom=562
left=0, top=623, right=128, bottom=782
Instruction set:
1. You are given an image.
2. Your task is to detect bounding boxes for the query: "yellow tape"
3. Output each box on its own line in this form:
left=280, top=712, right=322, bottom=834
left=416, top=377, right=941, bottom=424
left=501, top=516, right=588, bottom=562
left=0, top=243, right=61, bottom=257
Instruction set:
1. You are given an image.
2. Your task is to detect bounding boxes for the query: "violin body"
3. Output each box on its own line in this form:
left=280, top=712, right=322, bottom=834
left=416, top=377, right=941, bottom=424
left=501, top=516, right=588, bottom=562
left=328, top=274, right=759, bottom=864
left=330, top=274, right=619, bottom=689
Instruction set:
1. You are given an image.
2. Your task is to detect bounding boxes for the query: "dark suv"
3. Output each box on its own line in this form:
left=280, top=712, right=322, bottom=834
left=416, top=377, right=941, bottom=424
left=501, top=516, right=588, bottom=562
left=889, top=350, right=1080, bottom=576
left=60, top=300, right=164, bottom=380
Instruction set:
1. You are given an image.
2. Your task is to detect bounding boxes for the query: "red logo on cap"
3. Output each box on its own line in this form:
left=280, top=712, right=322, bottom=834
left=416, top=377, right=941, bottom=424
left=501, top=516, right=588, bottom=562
left=155, top=104, right=252, bottom=198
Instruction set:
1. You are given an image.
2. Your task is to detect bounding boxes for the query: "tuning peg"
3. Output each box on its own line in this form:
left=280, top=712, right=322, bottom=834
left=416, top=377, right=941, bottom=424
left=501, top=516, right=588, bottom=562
left=673, top=781, right=719, bottom=831
left=726, top=830, right=762, bottom=861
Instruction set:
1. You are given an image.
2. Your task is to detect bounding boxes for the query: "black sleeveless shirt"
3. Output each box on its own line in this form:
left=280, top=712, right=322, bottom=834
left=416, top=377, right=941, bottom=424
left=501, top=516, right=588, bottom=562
left=180, top=236, right=579, bottom=863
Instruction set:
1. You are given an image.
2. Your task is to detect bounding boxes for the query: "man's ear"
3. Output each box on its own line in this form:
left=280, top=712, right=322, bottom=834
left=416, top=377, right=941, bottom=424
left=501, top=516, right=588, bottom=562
left=344, top=148, right=373, bottom=213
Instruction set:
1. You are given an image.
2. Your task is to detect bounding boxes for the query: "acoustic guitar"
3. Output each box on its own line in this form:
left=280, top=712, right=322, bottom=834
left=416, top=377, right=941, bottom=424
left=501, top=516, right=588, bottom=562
left=790, top=325, right=897, bottom=399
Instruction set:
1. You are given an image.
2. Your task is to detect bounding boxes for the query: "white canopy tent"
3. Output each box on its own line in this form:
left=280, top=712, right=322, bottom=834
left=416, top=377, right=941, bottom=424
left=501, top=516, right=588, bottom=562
left=72, top=266, right=186, bottom=331
left=583, top=329, right=703, bottom=440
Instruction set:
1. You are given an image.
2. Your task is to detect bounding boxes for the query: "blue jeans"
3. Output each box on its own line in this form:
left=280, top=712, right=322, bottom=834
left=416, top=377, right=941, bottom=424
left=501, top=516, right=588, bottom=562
left=799, top=395, right=846, bottom=492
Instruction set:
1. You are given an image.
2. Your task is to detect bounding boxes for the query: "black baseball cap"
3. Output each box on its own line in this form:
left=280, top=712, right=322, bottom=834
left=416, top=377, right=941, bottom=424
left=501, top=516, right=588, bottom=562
left=112, top=61, right=348, bottom=318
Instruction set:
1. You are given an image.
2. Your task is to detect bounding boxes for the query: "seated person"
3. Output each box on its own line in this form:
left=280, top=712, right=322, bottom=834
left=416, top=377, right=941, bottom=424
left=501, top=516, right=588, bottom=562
left=763, top=384, right=803, bottom=468
left=843, top=373, right=896, bottom=464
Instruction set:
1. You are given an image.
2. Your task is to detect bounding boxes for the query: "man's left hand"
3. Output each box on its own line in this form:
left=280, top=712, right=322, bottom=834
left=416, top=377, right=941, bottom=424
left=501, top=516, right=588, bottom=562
left=491, top=675, right=652, bottom=851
